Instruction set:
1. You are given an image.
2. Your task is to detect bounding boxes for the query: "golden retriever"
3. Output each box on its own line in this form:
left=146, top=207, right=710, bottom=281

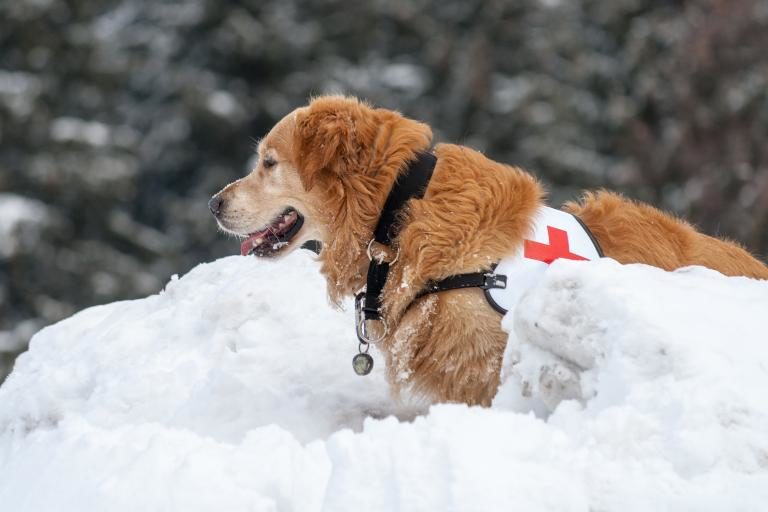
left=210, top=95, right=768, bottom=406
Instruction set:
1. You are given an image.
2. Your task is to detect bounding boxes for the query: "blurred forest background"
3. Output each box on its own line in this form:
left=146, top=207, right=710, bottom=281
left=1, top=0, right=767, bottom=381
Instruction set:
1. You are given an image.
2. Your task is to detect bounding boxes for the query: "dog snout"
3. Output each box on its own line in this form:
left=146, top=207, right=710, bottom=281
left=208, top=194, right=224, bottom=216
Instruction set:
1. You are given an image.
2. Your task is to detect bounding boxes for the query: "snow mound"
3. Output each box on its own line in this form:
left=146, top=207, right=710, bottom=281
left=1, top=252, right=767, bottom=511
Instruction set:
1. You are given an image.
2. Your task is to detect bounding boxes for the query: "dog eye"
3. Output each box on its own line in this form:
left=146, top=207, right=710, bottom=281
left=263, top=156, right=277, bottom=169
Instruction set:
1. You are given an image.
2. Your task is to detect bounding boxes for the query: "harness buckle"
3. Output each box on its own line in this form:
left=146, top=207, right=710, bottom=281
left=482, top=273, right=507, bottom=290
left=354, top=292, right=388, bottom=344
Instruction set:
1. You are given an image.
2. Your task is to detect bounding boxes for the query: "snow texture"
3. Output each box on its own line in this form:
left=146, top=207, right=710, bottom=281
left=1, top=252, right=767, bottom=511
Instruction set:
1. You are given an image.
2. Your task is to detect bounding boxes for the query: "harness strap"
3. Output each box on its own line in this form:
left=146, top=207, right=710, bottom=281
left=356, top=151, right=601, bottom=347
left=362, top=261, right=391, bottom=320
left=373, top=152, right=437, bottom=245
left=415, top=272, right=508, bottom=300
left=572, top=214, right=604, bottom=257
left=358, top=151, right=509, bottom=334
left=363, top=152, right=437, bottom=321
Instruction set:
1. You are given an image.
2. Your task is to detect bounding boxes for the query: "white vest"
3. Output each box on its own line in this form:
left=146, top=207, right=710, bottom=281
left=485, top=207, right=602, bottom=314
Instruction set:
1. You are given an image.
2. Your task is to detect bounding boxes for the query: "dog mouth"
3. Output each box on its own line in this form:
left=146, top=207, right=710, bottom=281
left=239, top=207, right=304, bottom=257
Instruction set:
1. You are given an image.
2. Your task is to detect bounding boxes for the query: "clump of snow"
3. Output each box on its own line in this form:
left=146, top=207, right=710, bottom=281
left=0, top=193, right=51, bottom=259
left=0, top=70, right=42, bottom=118
left=50, top=117, right=112, bottom=146
left=206, top=90, right=240, bottom=118
left=1, top=252, right=767, bottom=511
left=0, top=320, right=41, bottom=354
left=380, top=63, right=429, bottom=94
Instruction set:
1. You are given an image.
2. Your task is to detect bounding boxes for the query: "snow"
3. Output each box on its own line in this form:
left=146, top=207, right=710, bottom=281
left=0, top=70, right=42, bottom=118
left=1, top=251, right=767, bottom=511
left=50, top=117, right=112, bottom=146
left=0, top=193, right=51, bottom=259
left=206, top=90, right=240, bottom=118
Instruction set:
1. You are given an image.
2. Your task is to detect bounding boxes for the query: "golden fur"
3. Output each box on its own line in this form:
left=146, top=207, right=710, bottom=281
left=212, top=95, right=768, bottom=406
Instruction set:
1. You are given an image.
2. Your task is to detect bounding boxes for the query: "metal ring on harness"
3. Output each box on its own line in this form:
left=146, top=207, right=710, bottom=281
left=356, top=317, right=388, bottom=345
left=354, top=293, right=389, bottom=344
left=366, top=239, right=399, bottom=265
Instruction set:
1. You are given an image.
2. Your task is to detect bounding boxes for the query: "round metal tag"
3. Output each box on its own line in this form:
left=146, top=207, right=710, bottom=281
left=352, top=352, right=374, bottom=376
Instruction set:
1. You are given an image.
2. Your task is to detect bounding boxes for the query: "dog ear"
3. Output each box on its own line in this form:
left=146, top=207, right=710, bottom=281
left=293, top=97, right=369, bottom=191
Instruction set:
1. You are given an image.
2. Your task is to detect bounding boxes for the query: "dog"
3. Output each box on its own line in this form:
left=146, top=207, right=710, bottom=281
left=209, top=95, right=768, bottom=406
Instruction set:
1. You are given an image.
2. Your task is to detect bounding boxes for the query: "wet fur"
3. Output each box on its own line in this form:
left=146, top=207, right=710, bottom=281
left=215, top=96, right=768, bottom=406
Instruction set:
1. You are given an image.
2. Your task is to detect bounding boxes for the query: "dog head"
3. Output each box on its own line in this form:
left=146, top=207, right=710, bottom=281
left=208, top=106, right=326, bottom=258
left=210, top=95, right=432, bottom=295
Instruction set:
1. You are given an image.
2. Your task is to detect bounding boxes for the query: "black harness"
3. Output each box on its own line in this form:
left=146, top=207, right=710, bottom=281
left=349, top=151, right=508, bottom=375
left=303, top=152, right=604, bottom=375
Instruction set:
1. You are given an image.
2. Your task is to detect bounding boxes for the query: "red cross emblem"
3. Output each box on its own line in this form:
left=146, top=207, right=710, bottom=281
left=524, top=226, right=588, bottom=264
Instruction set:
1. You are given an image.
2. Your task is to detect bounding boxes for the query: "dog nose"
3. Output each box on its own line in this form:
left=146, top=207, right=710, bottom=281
left=208, top=195, right=223, bottom=216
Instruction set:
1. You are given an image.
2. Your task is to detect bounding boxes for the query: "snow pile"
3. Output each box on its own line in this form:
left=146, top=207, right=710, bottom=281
left=1, top=252, right=767, bottom=511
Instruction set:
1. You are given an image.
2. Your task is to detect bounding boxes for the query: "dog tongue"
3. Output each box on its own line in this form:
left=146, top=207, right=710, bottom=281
left=240, top=229, right=270, bottom=256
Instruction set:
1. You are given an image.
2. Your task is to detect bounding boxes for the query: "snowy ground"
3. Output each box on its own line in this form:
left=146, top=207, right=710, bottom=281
left=1, top=251, right=767, bottom=511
